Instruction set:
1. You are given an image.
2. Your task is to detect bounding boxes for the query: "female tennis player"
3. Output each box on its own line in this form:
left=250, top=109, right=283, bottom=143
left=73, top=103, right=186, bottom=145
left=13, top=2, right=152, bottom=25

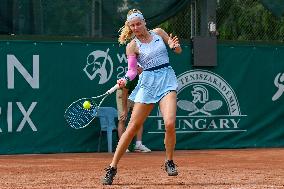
left=102, top=9, right=182, bottom=185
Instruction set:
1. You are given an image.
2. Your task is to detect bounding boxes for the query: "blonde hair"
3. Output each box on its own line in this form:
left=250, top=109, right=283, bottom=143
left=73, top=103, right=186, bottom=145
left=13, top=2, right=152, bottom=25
left=118, top=9, right=143, bottom=45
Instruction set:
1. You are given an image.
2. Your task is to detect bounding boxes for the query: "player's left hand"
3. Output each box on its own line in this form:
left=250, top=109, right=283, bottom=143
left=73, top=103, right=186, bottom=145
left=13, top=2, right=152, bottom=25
left=168, top=33, right=180, bottom=50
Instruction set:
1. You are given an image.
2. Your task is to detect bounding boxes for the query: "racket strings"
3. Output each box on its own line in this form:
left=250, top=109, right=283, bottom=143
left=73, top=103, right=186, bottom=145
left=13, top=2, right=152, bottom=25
left=65, top=99, right=98, bottom=129
left=64, top=90, right=113, bottom=129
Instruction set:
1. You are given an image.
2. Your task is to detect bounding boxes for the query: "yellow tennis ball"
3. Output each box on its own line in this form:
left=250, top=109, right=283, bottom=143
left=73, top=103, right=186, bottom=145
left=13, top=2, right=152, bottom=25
left=83, top=101, right=91, bottom=109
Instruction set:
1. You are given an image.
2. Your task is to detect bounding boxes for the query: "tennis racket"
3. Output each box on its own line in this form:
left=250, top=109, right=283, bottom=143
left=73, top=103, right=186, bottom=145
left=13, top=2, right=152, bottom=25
left=64, top=84, right=119, bottom=129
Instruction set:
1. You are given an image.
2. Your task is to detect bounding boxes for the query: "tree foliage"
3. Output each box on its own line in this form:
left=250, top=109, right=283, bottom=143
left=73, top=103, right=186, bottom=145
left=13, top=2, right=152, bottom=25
left=160, top=0, right=284, bottom=42
left=217, top=0, right=284, bottom=41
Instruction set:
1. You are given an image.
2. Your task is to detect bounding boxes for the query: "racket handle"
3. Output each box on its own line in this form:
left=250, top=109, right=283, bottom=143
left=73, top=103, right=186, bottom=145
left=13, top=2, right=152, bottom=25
left=107, top=84, right=119, bottom=94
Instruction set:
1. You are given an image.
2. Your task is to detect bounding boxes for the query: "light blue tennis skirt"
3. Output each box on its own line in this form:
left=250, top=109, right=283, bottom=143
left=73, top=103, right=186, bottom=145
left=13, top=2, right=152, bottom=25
left=128, top=66, right=178, bottom=104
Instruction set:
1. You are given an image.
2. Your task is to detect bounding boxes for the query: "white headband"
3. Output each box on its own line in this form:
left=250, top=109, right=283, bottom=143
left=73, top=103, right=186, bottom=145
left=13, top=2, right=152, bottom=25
left=127, top=12, right=144, bottom=22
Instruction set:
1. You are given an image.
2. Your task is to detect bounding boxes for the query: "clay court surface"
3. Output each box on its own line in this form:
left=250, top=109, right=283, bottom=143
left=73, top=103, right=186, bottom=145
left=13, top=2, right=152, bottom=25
left=0, top=149, right=283, bottom=189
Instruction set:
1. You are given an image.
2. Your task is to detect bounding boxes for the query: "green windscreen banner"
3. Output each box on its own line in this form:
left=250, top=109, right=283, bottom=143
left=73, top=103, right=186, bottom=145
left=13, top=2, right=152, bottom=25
left=0, top=40, right=283, bottom=154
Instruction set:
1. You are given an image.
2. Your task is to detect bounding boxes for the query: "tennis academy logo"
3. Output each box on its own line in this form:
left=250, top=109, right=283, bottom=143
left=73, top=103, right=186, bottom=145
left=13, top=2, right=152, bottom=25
left=83, top=48, right=114, bottom=84
left=148, top=69, right=247, bottom=134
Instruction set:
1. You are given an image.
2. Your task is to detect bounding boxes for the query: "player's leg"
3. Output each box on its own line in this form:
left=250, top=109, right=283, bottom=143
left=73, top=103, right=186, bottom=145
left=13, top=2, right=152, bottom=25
left=126, top=100, right=151, bottom=153
left=111, top=102, right=153, bottom=166
left=118, top=120, right=126, bottom=139
left=159, top=91, right=178, bottom=176
left=135, top=125, right=143, bottom=144
left=116, top=89, right=126, bottom=138
left=134, top=125, right=151, bottom=152
left=103, top=102, right=154, bottom=185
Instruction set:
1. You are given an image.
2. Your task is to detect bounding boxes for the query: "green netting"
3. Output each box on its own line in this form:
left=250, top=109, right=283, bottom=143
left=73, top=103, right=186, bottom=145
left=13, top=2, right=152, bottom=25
left=0, top=0, right=190, bottom=37
left=0, top=0, right=283, bottom=42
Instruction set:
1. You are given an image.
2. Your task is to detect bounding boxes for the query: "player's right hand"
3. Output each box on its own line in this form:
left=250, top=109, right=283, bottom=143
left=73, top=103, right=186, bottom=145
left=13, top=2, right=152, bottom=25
left=120, top=110, right=128, bottom=121
left=117, top=78, right=126, bottom=88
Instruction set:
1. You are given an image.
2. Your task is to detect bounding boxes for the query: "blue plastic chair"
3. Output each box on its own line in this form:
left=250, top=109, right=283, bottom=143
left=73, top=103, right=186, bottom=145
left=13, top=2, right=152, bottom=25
left=94, top=107, right=118, bottom=153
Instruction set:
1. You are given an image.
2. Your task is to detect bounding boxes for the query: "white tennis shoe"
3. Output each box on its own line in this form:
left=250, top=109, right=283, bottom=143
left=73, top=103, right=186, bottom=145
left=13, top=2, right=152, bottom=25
left=134, top=144, right=151, bottom=153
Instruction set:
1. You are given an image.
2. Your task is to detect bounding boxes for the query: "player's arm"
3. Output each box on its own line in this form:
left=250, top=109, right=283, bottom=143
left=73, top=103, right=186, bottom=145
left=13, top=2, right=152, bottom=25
left=117, top=40, right=139, bottom=87
left=153, top=28, right=182, bottom=54
left=125, top=40, right=139, bottom=80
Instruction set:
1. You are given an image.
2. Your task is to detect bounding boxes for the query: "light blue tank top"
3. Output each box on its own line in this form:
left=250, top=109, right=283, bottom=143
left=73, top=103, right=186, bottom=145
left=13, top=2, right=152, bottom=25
left=134, top=31, right=169, bottom=70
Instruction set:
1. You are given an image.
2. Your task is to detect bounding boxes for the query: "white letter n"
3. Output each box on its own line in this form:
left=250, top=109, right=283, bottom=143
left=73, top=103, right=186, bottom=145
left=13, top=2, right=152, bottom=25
left=7, top=55, right=39, bottom=89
